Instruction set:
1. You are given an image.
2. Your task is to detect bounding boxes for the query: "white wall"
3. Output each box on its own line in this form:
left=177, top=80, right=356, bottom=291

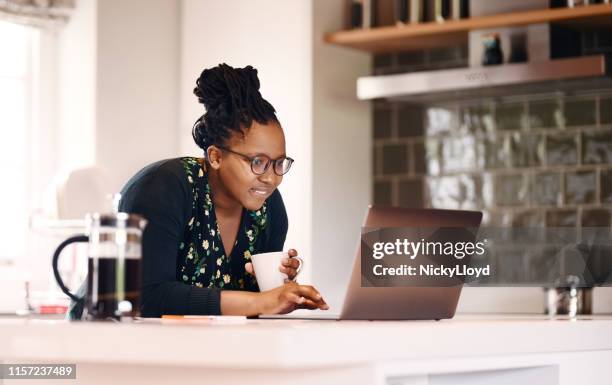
left=96, top=0, right=180, bottom=192
left=180, top=0, right=315, bottom=282
left=56, top=0, right=96, bottom=174
left=311, top=1, right=371, bottom=308
left=56, top=0, right=181, bottom=195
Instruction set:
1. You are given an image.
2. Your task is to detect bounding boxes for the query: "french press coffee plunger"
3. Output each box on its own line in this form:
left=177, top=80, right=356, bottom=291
left=52, top=195, right=146, bottom=321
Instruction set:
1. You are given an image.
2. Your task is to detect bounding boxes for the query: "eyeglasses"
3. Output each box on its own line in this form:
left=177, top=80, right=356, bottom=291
left=216, top=146, right=294, bottom=176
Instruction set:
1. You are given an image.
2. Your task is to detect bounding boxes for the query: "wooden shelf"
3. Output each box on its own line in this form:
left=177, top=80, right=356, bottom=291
left=324, top=3, right=612, bottom=54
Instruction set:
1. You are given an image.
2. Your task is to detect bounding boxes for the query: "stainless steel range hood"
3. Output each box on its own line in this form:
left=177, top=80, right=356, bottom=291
left=357, top=55, right=612, bottom=103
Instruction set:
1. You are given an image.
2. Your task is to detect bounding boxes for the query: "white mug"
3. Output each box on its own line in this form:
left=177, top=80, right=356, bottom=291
left=250, top=251, right=303, bottom=292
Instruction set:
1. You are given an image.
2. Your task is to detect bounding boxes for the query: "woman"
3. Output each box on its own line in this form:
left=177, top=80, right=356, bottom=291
left=116, top=63, right=328, bottom=317
left=120, top=64, right=328, bottom=317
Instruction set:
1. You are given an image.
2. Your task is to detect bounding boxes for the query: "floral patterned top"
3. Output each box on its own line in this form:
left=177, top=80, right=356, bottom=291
left=176, top=157, right=268, bottom=291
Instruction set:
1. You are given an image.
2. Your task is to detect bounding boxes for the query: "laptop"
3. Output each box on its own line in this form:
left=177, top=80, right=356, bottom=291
left=261, top=205, right=482, bottom=320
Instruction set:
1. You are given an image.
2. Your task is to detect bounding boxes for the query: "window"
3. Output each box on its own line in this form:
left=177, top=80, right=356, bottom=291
left=0, top=20, right=39, bottom=263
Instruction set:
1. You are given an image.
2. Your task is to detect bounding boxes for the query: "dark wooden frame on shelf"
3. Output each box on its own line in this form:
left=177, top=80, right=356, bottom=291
left=324, top=3, right=612, bottom=54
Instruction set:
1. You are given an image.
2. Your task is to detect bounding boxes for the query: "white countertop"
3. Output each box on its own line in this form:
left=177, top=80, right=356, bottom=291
left=2, top=314, right=612, bottom=370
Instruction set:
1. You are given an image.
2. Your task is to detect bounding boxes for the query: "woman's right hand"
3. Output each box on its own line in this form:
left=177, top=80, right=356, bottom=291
left=256, top=282, right=329, bottom=315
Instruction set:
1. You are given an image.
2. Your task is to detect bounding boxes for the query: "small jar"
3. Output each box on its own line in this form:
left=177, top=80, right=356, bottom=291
left=482, top=33, right=503, bottom=66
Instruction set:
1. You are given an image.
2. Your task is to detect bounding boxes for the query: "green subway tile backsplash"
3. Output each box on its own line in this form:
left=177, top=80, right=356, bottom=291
left=369, top=80, right=610, bottom=286
left=374, top=180, right=392, bottom=206
left=382, top=144, right=408, bottom=175
left=373, top=107, right=392, bottom=139
left=459, top=104, right=494, bottom=133
left=546, top=133, right=578, bottom=166
left=510, top=133, right=544, bottom=168
left=495, top=174, right=529, bottom=206
left=496, top=102, right=526, bottom=131
left=397, top=179, right=423, bottom=208
left=582, top=129, right=612, bottom=164
left=426, top=175, right=483, bottom=210
left=601, top=170, right=612, bottom=204
left=425, top=139, right=441, bottom=176
left=546, top=209, right=578, bottom=227
left=564, top=98, right=597, bottom=127
left=511, top=209, right=545, bottom=228
left=582, top=209, right=611, bottom=227
left=372, top=91, right=612, bottom=220
left=528, top=99, right=563, bottom=129
left=426, top=106, right=457, bottom=135
left=397, top=105, right=424, bottom=138
left=413, top=141, right=427, bottom=175
left=531, top=172, right=561, bottom=206
left=441, top=136, right=477, bottom=173
left=601, top=96, right=612, bottom=125
left=478, top=134, right=510, bottom=169
left=373, top=145, right=380, bottom=175
left=565, top=170, right=597, bottom=205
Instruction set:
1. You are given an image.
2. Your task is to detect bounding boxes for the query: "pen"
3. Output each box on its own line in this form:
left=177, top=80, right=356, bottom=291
left=161, top=315, right=248, bottom=323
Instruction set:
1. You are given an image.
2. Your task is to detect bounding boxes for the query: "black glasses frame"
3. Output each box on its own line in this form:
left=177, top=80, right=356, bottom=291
left=216, top=146, right=294, bottom=176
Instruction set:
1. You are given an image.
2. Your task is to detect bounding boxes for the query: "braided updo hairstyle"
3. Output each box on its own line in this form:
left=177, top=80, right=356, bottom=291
left=192, top=63, right=279, bottom=152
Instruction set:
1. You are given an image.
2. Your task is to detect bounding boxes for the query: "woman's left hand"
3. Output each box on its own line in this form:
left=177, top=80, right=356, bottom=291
left=245, top=248, right=302, bottom=282
left=279, top=249, right=301, bottom=282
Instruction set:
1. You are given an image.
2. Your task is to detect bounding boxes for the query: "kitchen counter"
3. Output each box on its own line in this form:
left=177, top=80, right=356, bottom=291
left=1, top=314, right=611, bottom=384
